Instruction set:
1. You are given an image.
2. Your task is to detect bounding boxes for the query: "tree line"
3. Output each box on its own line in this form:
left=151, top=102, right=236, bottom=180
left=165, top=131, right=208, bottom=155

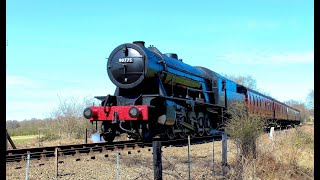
left=6, top=97, right=97, bottom=138
left=6, top=75, right=314, bottom=137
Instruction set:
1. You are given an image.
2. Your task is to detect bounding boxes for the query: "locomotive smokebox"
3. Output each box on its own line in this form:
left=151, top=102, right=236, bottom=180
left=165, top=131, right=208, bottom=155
left=107, top=42, right=147, bottom=89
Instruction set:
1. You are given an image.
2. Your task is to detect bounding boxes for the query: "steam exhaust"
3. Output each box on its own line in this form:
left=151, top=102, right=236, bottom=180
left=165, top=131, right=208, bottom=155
left=91, top=132, right=105, bottom=143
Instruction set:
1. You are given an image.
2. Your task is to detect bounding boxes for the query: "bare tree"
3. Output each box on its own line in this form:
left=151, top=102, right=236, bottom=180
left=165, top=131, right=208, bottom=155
left=306, top=89, right=314, bottom=112
left=223, top=74, right=258, bottom=91
left=284, top=100, right=310, bottom=122
left=46, top=96, right=96, bottom=140
left=6, top=120, right=20, bottom=129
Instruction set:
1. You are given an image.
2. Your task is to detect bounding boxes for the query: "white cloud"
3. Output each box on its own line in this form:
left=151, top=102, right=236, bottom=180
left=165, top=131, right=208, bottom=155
left=6, top=75, right=41, bottom=88
left=247, top=20, right=279, bottom=30
left=6, top=83, right=116, bottom=121
left=220, top=51, right=314, bottom=65
left=6, top=101, right=55, bottom=121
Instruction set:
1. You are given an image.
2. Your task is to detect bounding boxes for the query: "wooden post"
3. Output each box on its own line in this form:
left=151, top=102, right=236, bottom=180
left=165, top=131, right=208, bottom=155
left=6, top=129, right=8, bottom=150
left=153, top=141, right=162, bottom=180
left=222, top=133, right=228, bottom=177
left=85, top=129, right=88, bottom=144
left=116, top=148, right=120, bottom=180
left=6, top=130, right=17, bottom=149
left=212, top=137, right=215, bottom=177
left=55, top=148, right=58, bottom=177
left=188, top=135, right=191, bottom=180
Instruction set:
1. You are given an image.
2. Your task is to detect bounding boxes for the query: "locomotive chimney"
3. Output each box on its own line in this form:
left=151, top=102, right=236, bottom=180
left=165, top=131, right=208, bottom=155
left=133, top=41, right=145, bottom=47
left=165, top=53, right=179, bottom=60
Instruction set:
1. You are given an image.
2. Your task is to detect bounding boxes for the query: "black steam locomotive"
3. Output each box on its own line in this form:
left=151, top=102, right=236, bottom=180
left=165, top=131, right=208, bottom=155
left=83, top=41, right=301, bottom=142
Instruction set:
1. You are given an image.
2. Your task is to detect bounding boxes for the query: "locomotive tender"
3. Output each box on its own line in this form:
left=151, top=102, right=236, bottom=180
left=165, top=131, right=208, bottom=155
left=83, top=41, right=301, bottom=142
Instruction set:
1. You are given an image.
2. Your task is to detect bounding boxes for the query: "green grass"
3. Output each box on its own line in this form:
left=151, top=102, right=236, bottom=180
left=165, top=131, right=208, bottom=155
left=12, top=138, right=34, bottom=143
left=304, top=120, right=314, bottom=125
left=11, top=135, right=38, bottom=144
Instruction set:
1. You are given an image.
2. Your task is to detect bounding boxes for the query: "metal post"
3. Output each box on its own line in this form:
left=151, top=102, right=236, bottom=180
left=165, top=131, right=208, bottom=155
left=222, top=133, right=228, bottom=177
left=85, top=129, right=88, bottom=144
left=116, top=148, right=120, bottom=180
left=212, top=137, right=215, bottom=177
left=188, top=135, right=191, bottom=180
left=6, top=129, right=8, bottom=150
left=153, top=141, right=162, bottom=180
left=38, top=128, right=40, bottom=147
left=25, top=152, right=30, bottom=180
left=59, top=129, right=61, bottom=145
left=55, top=148, right=58, bottom=177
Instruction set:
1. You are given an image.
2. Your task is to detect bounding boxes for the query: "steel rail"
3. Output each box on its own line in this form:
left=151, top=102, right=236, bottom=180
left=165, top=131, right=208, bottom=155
left=6, top=135, right=221, bottom=162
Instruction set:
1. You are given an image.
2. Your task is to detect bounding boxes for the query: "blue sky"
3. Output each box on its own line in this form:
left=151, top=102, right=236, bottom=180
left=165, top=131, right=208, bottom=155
left=6, top=0, right=314, bottom=121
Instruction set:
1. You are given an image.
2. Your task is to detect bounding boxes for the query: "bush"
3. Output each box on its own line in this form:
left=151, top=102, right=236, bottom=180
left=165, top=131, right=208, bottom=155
left=7, top=97, right=97, bottom=142
left=48, top=96, right=96, bottom=140
left=224, top=101, right=264, bottom=158
left=291, top=127, right=313, bottom=149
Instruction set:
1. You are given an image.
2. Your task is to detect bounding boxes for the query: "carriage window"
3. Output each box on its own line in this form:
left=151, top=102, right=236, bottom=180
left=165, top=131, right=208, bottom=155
left=260, top=99, right=262, bottom=107
left=265, top=101, right=267, bottom=108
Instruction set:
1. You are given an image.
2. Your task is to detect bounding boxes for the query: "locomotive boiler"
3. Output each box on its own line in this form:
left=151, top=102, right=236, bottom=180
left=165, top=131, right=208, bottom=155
left=83, top=41, right=301, bottom=142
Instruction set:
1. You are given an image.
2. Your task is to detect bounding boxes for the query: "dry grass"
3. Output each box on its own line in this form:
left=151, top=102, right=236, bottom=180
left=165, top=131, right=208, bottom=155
left=6, top=125, right=314, bottom=179
left=227, top=125, right=314, bottom=180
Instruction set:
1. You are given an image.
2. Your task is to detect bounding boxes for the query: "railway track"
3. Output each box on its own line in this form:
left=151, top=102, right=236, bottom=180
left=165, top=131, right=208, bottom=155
left=6, top=135, right=221, bottom=163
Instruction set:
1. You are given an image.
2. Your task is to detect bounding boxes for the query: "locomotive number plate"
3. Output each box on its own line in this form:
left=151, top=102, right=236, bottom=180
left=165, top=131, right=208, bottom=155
left=119, top=58, right=134, bottom=63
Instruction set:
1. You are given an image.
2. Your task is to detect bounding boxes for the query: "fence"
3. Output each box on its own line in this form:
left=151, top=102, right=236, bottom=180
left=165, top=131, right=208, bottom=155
left=6, top=134, right=229, bottom=180
left=7, top=125, right=314, bottom=179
